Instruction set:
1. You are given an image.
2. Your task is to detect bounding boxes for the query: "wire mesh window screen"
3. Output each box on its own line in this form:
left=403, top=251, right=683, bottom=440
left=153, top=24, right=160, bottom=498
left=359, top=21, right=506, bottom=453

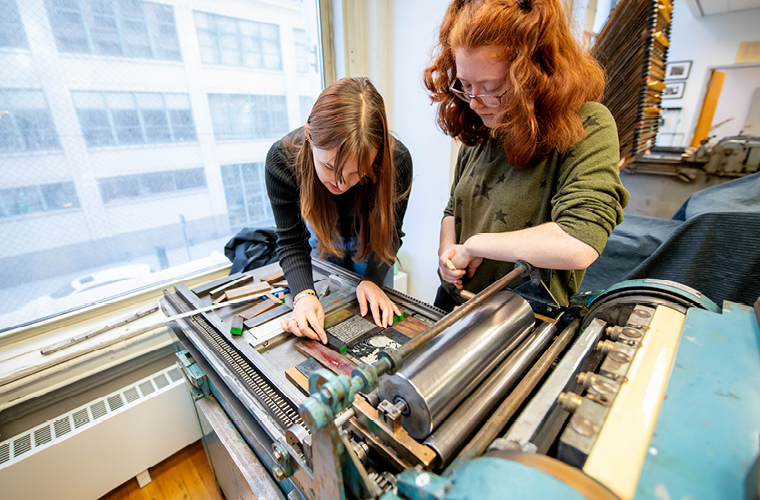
left=0, top=0, right=323, bottom=330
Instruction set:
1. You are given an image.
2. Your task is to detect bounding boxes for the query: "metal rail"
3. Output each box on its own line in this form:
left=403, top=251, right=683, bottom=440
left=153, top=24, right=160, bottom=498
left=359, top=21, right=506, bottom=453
left=165, top=290, right=305, bottom=431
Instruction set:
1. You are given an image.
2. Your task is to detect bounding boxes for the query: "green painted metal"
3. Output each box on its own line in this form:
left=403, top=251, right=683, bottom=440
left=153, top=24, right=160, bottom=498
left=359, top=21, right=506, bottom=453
left=635, top=301, right=760, bottom=499
left=574, top=278, right=721, bottom=313
left=175, top=350, right=209, bottom=399
left=446, top=458, right=587, bottom=500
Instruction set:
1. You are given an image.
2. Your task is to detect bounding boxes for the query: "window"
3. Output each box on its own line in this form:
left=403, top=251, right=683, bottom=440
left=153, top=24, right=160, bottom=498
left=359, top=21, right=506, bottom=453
left=0, top=0, right=28, bottom=48
left=98, top=168, right=206, bottom=203
left=44, top=0, right=181, bottom=60
left=293, top=28, right=309, bottom=73
left=299, top=96, right=313, bottom=124
left=0, top=182, right=80, bottom=217
left=208, top=93, right=288, bottom=141
left=72, top=91, right=197, bottom=147
left=0, top=89, right=60, bottom=152
left=221, top=163, right=273, bottom=229
left=0, top=0, right=323, bottom=331
left=194, top=11, right=281, bottom=69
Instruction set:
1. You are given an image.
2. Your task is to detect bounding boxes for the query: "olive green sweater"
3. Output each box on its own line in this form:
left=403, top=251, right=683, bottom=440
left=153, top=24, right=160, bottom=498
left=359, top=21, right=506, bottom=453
left=442, top=102, right=630, bottom=305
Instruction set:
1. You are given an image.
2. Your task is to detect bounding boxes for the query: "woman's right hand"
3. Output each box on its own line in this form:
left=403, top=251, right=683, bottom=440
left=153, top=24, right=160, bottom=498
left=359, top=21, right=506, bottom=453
left=281, top=294, right=327, bottom=344
left=438, top=245, right=467, bottom=289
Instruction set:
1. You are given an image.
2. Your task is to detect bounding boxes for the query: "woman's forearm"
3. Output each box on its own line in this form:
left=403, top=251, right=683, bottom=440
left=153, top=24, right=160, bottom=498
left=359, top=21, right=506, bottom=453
left=462, top=222, right=599, bottom=270
left=439, top=216, right=458, bottom=255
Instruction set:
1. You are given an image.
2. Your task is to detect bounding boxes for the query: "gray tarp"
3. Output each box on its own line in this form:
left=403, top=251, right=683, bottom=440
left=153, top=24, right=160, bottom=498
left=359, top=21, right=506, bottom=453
left=580, top=172, right=760, bottom=307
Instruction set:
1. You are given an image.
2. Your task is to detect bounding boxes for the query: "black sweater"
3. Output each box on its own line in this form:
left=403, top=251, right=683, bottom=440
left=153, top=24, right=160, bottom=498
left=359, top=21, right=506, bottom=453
left=265, top=128, right=413, bottom=296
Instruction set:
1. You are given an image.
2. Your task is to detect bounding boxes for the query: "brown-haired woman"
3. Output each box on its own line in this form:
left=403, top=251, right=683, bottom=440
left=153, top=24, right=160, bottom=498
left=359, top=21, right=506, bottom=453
left=266, top=77, right=413, bottom=343
left=425, top=0, right=630, bottom=310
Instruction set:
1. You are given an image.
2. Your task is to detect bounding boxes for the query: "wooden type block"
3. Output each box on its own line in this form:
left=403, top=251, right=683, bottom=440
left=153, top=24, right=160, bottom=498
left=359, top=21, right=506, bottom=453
left=273, top=280, right=289, bottom=288
left=345, top=328, right=411, bottom=366
left=324, top=308, right=353, bottom=329
left=238, top=299, right=279, bottom=320
left=264, top=292, right=281, bottom=303
left=392, top=316, right=430, bottom=339
left=285, top=367, right=309, bottom=395
left=224, top=282, right=270, bottom=301
left=260, top=269, right=285, bottom=285
left=295, top=340, right=355, bottom=376
left=209, top=275, right=254, bottom=300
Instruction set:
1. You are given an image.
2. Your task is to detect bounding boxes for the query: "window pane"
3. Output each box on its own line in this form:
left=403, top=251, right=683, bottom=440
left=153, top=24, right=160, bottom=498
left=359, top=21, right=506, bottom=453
left=174, top=168, right=206, bottom=189
left=142, top=171, right=174, bottom=193
left=2, top=89, right=62, bottom=152
left=0, top=0, right=28, bottom=48
left=41, top=182, right=80, bottom=210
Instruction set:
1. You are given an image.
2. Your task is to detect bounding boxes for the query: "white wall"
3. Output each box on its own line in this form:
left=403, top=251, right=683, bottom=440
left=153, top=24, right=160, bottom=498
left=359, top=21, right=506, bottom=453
left=389, top=1, right=454, bottom=303
left=711, top=66, right=760, bottom=137
left=666, top=5, right=760, bottom=145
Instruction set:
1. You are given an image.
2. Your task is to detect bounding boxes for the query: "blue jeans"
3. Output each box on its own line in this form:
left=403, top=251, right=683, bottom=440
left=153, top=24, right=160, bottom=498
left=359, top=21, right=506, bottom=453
left=308, top=226, right=394, bottom=288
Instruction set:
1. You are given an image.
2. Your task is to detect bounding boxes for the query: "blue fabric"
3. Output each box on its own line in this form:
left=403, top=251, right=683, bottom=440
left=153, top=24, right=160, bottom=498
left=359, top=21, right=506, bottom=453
left=307, top=226, right=394, bottom=288
left=581, top=172, right=760, bottom=306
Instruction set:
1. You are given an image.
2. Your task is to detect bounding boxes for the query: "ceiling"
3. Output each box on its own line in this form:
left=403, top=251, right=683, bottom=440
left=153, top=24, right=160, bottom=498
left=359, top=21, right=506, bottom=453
left=684, top=0, right=760, bottom=17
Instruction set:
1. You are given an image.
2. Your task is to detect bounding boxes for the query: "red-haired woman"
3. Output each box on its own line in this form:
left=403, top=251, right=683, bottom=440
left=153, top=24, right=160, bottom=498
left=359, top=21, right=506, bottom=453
left=425, top=0, right=629, bottom=311
left=266, top=77, right=413, bottom=343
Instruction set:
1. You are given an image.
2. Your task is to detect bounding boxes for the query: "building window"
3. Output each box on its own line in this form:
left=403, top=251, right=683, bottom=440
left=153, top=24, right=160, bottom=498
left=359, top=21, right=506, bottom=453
left=98, top=168, right=206, bottom=203
left=0, top=89, right=61, bottom=152
left=0, top=0, right=28, bottom=48
left=208, top=93, right=288, bottom=141
left=221, top=163, right=273, bottom=229
left=0, top=182, right=80, bottom=217
left=293, top=28, right=309, bottom=73
left=45, top=0, right=181, bottom=61
left=72, top=91, right=197, bottom=147
left=194, top=11, right=281, bottom=70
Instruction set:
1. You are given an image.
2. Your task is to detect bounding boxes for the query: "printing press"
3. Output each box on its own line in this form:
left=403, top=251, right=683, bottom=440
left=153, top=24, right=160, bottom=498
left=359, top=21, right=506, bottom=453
left=161, top=259, right=760, bottom=500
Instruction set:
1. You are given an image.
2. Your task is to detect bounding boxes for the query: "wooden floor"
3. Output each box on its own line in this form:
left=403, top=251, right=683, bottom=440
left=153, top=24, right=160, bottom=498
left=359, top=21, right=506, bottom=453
left=99, top=440, right=224, bottom=500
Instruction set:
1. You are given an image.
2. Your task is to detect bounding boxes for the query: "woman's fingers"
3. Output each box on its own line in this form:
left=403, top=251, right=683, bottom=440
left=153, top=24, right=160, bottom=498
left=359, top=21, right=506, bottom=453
left=305, top=308, right=327, bottom=344
left=369, top=298, right=382, bottom=327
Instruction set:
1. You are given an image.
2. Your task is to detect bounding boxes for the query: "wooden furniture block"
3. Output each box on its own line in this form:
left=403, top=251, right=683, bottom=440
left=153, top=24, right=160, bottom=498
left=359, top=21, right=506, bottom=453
left=209, top=275, right=254, bottom=301
left=285, top=367, right=309, bottom=395
left=261, top=269, right=285, bottom=285
left=295, top=340, right=355, bottom=376
left=238, top=300, right=279, bottom=320
left=224, top=282, right=270, bottom=301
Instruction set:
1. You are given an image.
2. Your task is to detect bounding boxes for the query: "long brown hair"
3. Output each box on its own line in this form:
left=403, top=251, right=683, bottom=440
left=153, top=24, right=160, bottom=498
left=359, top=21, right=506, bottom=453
left=424, top=0, right=605, bottom=167
left=297, top=77, right=397, bottom=264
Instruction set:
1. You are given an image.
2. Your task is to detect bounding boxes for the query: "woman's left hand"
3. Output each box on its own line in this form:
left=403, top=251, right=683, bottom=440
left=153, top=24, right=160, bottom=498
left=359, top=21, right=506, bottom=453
left=356, top=280, right=402, bottom=328
left=451, top=242, right=483, bottom=279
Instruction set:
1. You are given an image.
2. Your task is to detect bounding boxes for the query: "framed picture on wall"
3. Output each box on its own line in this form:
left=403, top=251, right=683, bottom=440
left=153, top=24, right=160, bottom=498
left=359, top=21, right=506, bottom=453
left=662, top=81, right=686, bottom=99
left=665, top=60, right=692, bottom=80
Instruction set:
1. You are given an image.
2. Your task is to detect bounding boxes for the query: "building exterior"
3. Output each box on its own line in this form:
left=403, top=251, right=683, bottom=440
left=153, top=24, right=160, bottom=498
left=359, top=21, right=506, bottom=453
left=0, top=0, right=322, bottom=300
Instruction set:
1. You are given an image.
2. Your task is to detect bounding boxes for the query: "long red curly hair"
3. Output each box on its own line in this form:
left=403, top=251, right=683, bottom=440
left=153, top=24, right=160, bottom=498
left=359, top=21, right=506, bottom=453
left=297, top=77, right=398, bottom=264
left=424, top=0, right=605, bottom=167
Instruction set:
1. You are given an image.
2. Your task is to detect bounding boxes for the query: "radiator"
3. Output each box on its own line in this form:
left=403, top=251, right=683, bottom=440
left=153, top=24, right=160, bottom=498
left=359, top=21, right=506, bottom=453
left=0, top=365, right=202, bottom=500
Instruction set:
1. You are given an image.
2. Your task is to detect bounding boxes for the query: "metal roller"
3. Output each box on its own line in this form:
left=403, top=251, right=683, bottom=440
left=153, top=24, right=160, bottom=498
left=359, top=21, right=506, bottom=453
left=424, top=321, right=558, bottom=465
left=377, top=291, right=534, bottom=440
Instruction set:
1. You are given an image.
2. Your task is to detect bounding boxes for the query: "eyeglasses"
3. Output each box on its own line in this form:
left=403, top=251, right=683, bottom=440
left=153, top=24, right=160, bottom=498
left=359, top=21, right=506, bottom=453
left=449, top=86, right=507, bottom=108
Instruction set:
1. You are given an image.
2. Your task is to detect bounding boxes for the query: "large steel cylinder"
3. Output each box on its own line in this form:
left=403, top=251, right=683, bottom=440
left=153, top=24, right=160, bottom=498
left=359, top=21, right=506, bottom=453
left=424, top=321, right=558, bottom=465
left=377, top=291, right=534, bottom=440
